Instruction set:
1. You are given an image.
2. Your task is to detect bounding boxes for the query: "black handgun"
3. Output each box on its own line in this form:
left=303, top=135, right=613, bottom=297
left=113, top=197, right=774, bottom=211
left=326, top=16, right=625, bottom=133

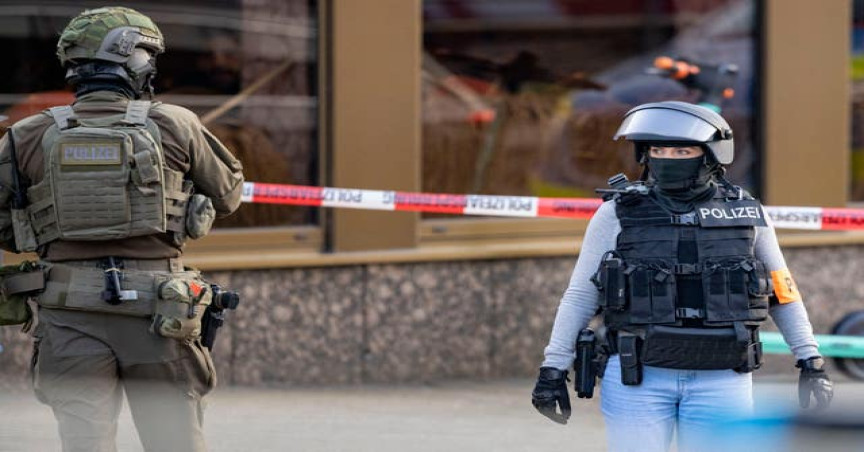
left=200, top=284, right=240, bottom=351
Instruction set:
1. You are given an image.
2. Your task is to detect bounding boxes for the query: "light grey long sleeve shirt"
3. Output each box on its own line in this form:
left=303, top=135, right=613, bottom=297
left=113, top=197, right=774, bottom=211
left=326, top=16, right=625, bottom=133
left=542, top=200, right=820, bottom=370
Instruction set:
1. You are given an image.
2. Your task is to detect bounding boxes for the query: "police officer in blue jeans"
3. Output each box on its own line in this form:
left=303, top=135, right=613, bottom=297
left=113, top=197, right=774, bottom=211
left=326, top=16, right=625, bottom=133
left=531, top=101, right=834, bottom=452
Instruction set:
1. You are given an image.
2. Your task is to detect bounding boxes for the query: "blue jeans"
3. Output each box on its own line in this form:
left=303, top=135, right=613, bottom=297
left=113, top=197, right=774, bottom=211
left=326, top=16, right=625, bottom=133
left=600, top=355, right=753, bottom=452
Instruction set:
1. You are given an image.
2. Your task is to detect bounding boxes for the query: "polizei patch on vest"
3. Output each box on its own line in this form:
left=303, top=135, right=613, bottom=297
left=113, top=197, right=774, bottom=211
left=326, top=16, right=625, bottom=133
left=696, top=200, right=767, bottom=227
left=60, top=143, right=122, bottom=165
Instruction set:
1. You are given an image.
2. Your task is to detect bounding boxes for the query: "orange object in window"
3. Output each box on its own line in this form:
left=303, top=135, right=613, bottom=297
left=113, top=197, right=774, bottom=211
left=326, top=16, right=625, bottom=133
left=654, top=56, right=674, bottom=70
left=673, top=61, right=690, bottom=79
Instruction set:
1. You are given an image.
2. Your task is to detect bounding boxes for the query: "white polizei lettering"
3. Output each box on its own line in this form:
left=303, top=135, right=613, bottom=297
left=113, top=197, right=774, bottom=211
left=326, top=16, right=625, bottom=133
left=730, top=206, right=757, bottom=218
left=99, top=147, right=119, bottom=161
left=711, top=208, right=724, bottom=218
left=322, top=188, right=394, bottom=211
left=64, top=145, right=120, bottom=162
left=464, top=195, right=538, bottom=217
left=745, top=206, right=760, bottom=218
left=699, top=208, right=711, bottom=218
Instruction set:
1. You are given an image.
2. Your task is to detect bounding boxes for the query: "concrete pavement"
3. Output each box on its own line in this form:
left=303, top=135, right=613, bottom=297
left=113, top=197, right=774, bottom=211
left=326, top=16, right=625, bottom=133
left=1, top=376, right=862, bottom=452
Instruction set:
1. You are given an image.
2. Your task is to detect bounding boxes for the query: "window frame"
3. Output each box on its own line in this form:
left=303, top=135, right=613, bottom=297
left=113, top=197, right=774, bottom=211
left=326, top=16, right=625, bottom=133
left=7, top=0, right=857, bottom=270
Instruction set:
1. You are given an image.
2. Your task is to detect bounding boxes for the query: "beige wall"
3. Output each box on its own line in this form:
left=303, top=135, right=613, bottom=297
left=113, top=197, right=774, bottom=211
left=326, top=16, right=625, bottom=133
left=763, top=0, right=851, bottom=207
left=329, top=0, right=421, bottom=251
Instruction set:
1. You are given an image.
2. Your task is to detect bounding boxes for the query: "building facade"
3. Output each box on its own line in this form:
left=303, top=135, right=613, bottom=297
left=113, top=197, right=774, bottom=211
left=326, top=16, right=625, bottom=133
left=0, top=0, right=857, bottom=387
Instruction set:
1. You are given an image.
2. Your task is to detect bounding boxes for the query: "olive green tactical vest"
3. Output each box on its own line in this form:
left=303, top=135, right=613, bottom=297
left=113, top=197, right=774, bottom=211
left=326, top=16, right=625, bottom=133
left=18, top=101, right=190, bottom=249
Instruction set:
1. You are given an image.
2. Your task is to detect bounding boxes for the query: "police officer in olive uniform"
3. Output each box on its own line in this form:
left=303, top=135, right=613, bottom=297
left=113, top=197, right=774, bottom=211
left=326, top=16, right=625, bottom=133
left=0, top=7, right=244, bottom=452
left=531, top=102, right=833, bottom=452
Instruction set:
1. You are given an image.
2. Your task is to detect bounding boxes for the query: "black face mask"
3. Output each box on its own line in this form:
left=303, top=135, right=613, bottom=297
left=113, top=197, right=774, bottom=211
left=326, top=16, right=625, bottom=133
left=647, top=155, right=717, bottom=212
left=648, top=156, right=707, bottom=190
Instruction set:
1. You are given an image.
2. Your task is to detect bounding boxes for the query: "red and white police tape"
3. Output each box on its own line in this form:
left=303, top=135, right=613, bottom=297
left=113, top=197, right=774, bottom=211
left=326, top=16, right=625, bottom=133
left=240, top=182, right=864, bottom=231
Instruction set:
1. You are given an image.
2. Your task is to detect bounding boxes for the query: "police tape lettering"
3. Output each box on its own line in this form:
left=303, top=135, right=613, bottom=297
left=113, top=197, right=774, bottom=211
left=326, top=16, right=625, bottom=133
left=241, top=182, right=864, bottom=231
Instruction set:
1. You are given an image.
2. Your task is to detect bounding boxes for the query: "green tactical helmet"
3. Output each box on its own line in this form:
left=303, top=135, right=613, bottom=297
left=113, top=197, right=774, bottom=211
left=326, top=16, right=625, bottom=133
left=57, top=7, right=164, bottom=97
left=57, top=7, right=164, bottom=66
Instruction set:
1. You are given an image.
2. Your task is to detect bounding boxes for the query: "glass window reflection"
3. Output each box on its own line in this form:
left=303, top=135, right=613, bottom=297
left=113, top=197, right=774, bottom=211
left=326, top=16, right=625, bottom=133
left=0, top=1, right=318, bottom=227
left=422, top=0, right=758, bottom=211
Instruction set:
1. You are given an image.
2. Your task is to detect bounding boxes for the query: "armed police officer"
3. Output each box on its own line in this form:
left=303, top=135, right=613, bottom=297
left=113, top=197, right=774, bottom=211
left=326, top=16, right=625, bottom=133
left=531, top=101, right=833, bottom=452
left=0, top=7, right=244, bottom=452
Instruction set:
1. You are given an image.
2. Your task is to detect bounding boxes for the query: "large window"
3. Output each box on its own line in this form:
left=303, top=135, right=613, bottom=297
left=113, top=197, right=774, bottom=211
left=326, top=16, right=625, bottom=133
left=853, top=0, right=864, bottom=201
left=0, top=0, right=318, bottom=227
left=422, top=0, right=759, bottom=209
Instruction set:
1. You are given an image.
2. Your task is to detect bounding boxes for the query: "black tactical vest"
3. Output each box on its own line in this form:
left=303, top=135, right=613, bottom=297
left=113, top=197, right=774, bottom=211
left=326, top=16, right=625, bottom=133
left=594, top=186, right=774, bottom=371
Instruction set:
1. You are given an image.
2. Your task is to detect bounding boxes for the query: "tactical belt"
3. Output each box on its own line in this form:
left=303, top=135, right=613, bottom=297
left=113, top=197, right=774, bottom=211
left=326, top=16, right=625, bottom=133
left=606, top=324, right=762, bottom=373
left=56, top=257, right=184, bottom=272
left=36, top=257, right=189, bottom=317
left=2, top=270, right=46, bottom=296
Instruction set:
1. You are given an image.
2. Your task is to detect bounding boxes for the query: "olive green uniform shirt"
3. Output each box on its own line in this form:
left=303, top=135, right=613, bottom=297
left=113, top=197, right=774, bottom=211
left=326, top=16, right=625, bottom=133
left=0, top=91, right=244, bottom=260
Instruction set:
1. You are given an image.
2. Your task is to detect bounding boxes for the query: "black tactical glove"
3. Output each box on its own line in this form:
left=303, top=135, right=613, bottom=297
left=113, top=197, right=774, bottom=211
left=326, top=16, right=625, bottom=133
left=531, top=367, right=572, bottom=425
left=796, top=356, right=834, bottom=410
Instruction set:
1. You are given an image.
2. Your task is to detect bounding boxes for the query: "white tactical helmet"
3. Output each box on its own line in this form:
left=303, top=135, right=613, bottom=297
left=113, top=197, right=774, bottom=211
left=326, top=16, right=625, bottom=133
left=613, top=101, right=734, bottom=165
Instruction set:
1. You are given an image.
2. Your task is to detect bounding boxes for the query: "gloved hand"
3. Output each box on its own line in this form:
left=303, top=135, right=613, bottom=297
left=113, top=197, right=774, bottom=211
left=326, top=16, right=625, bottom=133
left=796, top=356, right=834, bottom=410
left=531, top=367, right=571, bottom=424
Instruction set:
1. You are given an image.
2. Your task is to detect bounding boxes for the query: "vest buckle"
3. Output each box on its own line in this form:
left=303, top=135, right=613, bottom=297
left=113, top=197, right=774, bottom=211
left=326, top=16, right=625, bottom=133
left=671, top=212, right=698, bottom=225
left=673, top=263, right=702, bottom=274
left=675, top=307, right=706, bottom=319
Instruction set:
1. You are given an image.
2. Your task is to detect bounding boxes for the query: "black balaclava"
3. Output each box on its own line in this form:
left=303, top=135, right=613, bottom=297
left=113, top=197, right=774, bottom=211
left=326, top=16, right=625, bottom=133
left=644, top=147, right=719, bottom=213
left=75, top=80, right=136, bottom=99
left=68, top=62, right=138, bottom=99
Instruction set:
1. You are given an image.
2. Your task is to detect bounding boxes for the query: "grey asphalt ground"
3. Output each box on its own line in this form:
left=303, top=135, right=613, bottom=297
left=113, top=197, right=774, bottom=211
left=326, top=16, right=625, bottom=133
left=1, top=376, right=863, bottom=452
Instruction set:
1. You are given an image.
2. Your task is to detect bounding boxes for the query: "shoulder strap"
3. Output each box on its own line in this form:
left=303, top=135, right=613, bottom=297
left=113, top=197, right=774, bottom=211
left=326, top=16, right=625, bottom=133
left=124, top=100, right=152, bottom=126
left=47, top=106, right=76, bottom=130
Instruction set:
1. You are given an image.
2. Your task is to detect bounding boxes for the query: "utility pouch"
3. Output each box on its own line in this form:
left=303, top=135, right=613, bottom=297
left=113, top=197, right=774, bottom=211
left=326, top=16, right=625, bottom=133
left=574, top=328, right=597, bottom=398
left=0, top=291, right=31, bottom=327
left=648, top=269, right=676, bottom=323
left=726, top=266, right=751, bottom=319
left=746, top=260, right=773, bottom=297
left=595, top=344, right=610, bottom=379
left=703, top=267, right=732, bottom=322
left=628, top=269, right=652, bottom=323
left=617, top=332, right=643, bottom=386
left=150, top=273, right=212, bottom=341
left=642, top=325, right=749, bottom=370
left=11, top=208, right=37, bottom=253
left=745, top=260, right=771, bottom=319
left=0, top=261, right=44, bottom=329
left=184, top=194, right=215, bottom=240
left=7, top=130, right=37, bottom=252
left=704, top=261, right=770, bottom=323
left=735, top=328, right=763, bottom=373
left=595, top=257, right=626, bottom=310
